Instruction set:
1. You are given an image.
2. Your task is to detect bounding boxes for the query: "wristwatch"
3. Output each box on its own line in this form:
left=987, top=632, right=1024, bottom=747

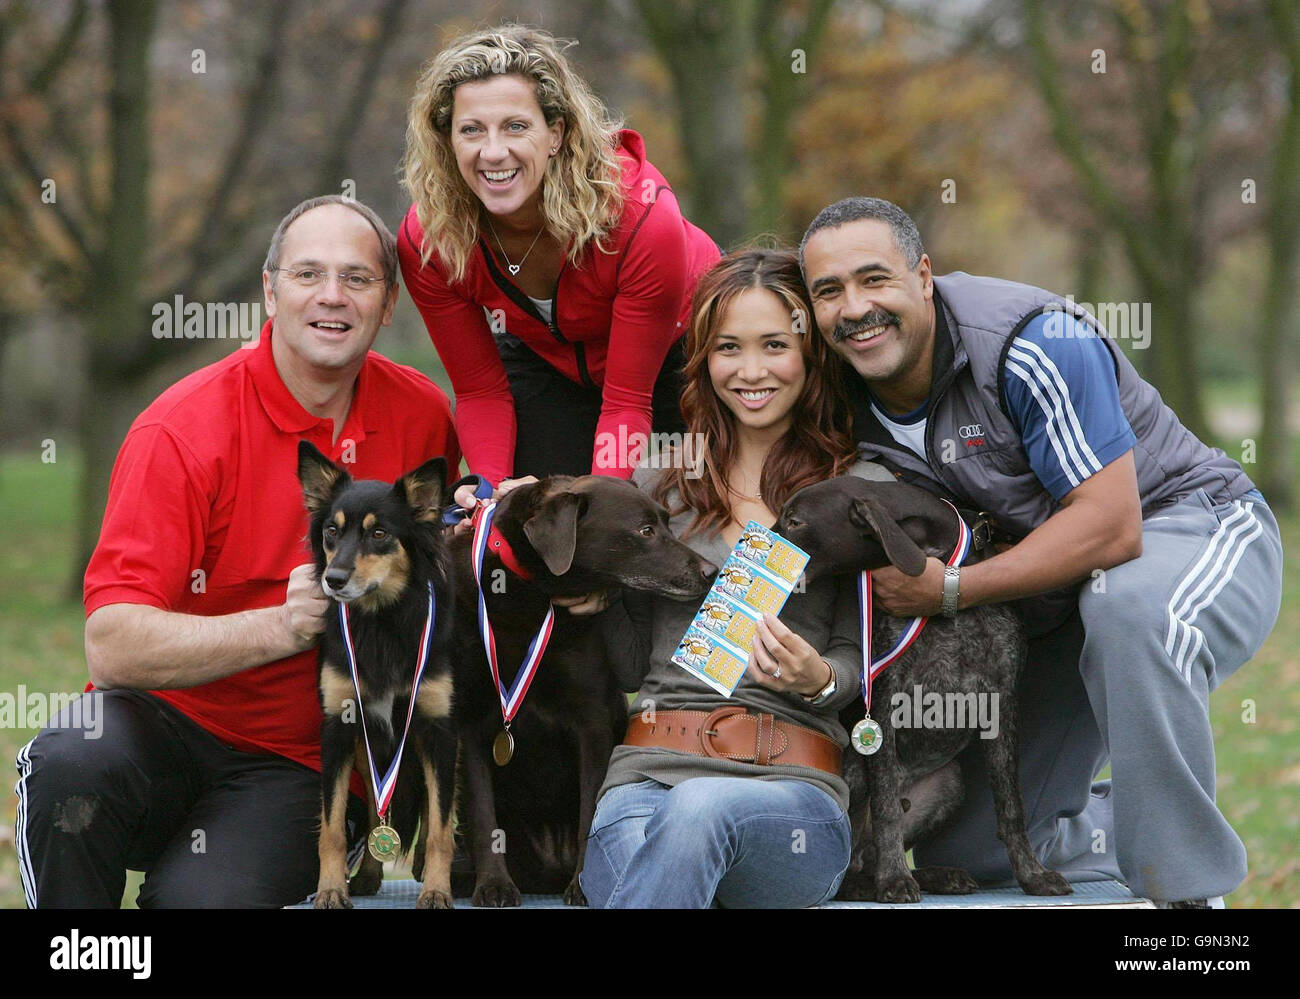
left=941, top=565, right=961, bottom=617
left=804, top=660, right=838, bottom=707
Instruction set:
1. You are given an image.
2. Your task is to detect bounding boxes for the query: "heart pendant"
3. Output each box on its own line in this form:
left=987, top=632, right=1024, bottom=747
left=508, top=264, right=520, bottom=276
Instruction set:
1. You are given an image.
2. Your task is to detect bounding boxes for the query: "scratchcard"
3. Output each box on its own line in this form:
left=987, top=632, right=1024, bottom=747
left=733, top=523, right=809, bottom=584
left=671, top=522, right=810, bottom=696
left=672, top=626, right=750, bottom=696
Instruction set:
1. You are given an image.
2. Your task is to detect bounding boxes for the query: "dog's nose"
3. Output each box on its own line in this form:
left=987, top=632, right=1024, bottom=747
left=699, top=559, right=719, bottom=580
left=324, top=566, right=352, bottom=590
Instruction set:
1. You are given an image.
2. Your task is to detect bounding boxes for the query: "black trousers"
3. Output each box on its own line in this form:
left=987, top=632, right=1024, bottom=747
left=14, top=689, right=365, bottom=908
left=497, top=331, right=687, bottom=479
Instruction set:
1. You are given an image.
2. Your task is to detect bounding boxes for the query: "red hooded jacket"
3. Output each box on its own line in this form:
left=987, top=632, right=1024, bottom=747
left=398, top=129, right=720, bottom=484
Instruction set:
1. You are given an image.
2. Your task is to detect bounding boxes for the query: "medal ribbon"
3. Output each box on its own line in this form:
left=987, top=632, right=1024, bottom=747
left=338, top=580, right=436, bottom=822
left=471, top=502, right=555, bottom=725
left=859, top=501, right=972, bottom=713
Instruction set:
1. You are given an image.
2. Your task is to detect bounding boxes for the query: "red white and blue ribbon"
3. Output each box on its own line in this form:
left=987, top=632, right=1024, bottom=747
left=471, top=502, right=555, bottom=726
left=338, top=581, right=436, bottom=822
left=859, top=500, right=972, bottom=713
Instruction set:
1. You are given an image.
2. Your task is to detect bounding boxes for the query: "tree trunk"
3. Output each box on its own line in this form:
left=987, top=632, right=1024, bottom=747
left=1257, top=0, right=1300, bottom=511
left=752, top=0, right=836, bottom=240
left=635, top=0, right=753, bottom=247
left=1144, top=277, right=1209, bottom=443
left=1257, top=250, right=1297, bottom=509
left=72, top=0, right=157, bottom=593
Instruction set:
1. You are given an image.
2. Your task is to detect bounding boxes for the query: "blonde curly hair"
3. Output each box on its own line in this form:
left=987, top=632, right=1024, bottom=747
left=403, top=24, right=626, bottom=284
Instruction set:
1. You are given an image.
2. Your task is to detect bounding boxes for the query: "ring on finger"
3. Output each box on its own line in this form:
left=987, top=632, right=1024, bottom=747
left=773, top=666, right=782, bottom=680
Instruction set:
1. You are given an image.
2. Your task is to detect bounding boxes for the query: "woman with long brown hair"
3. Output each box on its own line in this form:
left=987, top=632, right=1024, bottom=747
left=580, top=248, right=892, bottom=908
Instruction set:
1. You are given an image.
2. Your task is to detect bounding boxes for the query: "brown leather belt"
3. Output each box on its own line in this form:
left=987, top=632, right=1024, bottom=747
left=624, top=707, right=842, bottom=776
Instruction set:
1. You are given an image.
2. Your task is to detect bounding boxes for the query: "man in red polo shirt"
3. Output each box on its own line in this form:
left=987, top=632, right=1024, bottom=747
left=14, top=195, right=460, bottom=908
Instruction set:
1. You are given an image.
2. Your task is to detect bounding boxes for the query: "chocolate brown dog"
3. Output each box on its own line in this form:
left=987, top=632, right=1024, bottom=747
left=446, top=475, right=716, bottom=906
left=776, top=477, right=1071, bottom=903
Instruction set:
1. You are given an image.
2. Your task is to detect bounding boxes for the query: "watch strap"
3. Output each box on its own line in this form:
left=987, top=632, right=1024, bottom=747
left=805, top=660, right=838, bottom=706
left=941, top=565, right=961, bottom=617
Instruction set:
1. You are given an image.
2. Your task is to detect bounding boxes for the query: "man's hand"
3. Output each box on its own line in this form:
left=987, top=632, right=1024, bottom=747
left=282, top=563, right=330, bottom=649
left=745, top=614, right=834, bottom=696
left=552, top=588, right=617, bottom=616
left=871, top=557, right=946, bottom=617
left=954, top=451, right=1142, bottom=610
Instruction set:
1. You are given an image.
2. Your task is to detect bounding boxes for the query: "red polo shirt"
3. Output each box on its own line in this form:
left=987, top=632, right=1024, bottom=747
left=84, top=322, right=460, bottom=785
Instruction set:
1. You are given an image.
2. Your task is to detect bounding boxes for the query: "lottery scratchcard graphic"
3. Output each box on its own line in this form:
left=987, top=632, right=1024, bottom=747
left=672, top=522, right=810, bottom=696
left=734, top=525, right=809, bottom=584
left=673, top=626, right=749, bottom=696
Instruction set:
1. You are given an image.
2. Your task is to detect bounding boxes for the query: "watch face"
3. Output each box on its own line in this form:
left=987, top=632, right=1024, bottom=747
left=809, top=673, right=836, bottom=704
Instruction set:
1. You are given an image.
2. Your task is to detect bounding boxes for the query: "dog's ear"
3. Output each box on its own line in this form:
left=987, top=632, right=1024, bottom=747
left=848, top=494, right=927, bottom=576
left=394, top=456, right=447, bottom=523
left=523, top=491, right=584, bottom=576
left=298, top=441, right=350, bottom=514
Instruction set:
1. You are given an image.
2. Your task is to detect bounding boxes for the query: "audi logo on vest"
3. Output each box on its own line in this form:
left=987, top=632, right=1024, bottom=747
left=959, top=423, right=986, bottom=446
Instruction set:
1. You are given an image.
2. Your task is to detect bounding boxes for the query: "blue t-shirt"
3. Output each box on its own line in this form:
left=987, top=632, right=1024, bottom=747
left=1001, top=313, right=1137, bottom=501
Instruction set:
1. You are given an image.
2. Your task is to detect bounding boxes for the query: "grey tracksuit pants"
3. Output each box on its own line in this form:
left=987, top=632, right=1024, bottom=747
left=913, top=488, right=1283, bottom=902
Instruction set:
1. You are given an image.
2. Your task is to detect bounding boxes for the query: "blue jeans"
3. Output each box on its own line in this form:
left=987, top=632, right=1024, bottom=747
left=579, top=777, right=851, bottom=908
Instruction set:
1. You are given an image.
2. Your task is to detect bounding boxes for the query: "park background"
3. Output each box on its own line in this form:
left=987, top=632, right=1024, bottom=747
left=0, top=0, right=1295, bottom=908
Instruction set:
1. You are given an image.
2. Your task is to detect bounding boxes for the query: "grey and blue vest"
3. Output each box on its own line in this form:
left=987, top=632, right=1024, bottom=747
left=849, top=272, right=1255, bottom=539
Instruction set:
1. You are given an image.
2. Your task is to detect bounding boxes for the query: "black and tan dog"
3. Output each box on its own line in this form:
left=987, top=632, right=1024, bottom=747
left=448, top=475, right=716, bottom=907
left=776, top=477, right=1071, bottom=903
left=298, top=441, right=458, bottom=909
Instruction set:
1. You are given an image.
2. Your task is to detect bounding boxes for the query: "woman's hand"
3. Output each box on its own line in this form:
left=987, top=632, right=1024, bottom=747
left=451, top=475, right=541, bottom=535
left=745, top=613, right=833, bottom=697
left=552, top=588, right=619, bottom=616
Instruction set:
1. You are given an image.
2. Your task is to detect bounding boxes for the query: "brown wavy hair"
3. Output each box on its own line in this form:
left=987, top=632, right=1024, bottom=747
left=654, top=248, right=858, bottom=539
left=403, top=23, right=625, bottom=283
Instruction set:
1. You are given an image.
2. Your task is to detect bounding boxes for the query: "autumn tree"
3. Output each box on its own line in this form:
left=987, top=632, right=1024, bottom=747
left=633, top=0, right=836, bottom=246
left=0, top=0, right=414, bottom=590
left=1019, top=0, right=1262, bottom=443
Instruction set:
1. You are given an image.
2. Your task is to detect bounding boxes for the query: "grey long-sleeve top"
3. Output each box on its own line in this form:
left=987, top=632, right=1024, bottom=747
left=597, top=460, right=894, bottom=813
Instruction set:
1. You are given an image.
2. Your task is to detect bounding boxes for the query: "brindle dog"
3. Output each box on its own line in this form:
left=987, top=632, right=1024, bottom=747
left=777, top=477, right=1071, bottom=903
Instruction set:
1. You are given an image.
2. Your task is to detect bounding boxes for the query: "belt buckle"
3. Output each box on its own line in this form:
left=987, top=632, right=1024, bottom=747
left=699, top=706, right=747, bottom=759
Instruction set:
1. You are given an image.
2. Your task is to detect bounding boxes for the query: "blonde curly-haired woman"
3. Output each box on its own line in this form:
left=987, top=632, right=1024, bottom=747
left=399, top=24, right=720, bottom=495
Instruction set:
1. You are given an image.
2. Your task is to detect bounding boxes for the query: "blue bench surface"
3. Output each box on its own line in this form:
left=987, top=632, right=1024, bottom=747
left=289, top=877, right=1150, bottom=909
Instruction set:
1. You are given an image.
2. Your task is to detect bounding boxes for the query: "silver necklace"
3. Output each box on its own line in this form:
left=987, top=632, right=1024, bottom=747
left=486, top=217, right=545, bottom=277
left=726, top=469, right=763, bottom=503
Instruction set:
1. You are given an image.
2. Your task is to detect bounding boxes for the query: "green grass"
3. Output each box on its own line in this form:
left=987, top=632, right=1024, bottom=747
left=1, top=448, right=1296, bottom=908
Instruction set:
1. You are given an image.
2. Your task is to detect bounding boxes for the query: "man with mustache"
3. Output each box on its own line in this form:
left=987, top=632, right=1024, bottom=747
left=799, top=196, right=1282, bottom=908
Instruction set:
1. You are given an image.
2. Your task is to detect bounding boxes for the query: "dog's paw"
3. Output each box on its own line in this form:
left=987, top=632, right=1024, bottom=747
left=912, top=866, right=979, bottom=895
left=563, top=876, right=588, bottom=907
left=349, top=869, right=382, bottom=897
left=313, top=887, right=353, bottom=909
left=1020, top=870, right=1072, bottom=896
left=877, top=873, right=922, bottom=903
left=833, top=871, right=877, bottom=902
left=471, top=878, right=522, bottom=908
left=416, top=889, right=454, bottom=909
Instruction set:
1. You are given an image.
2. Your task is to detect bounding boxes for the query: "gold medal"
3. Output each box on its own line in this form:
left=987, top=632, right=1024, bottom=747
left=851, top=716, right=883, bottom=756
left=492, top=728, right=515, bottom=767
left=367, top=824, right=401, bottom=863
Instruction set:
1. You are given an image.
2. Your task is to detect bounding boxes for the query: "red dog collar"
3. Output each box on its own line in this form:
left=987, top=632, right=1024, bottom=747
left=472, top=505, right=534, bottom=581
